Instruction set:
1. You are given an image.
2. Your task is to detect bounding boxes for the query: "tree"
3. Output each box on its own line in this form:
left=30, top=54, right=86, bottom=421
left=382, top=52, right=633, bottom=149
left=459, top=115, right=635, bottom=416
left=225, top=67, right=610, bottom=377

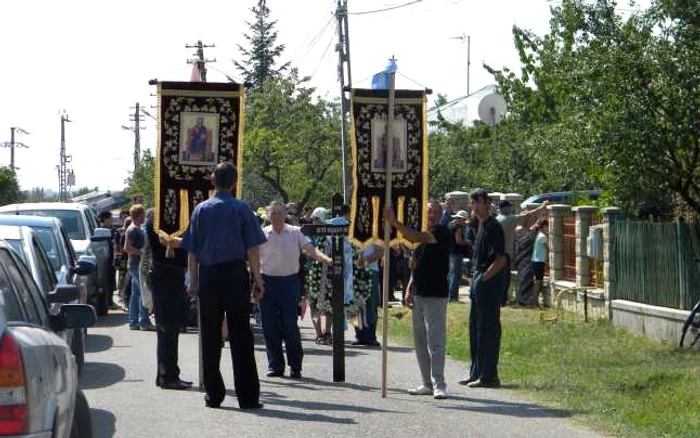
left=483, top=0, right=700, bottom=216
left=124, top=149, right=155, bottom=208
left=235, top=0, right=290, bottom=92
left=72, top=186, right=99, bottom=197
left=243, top=71, right=342, bottom=209
left=22, top=187, right=58, bottom=203
left=0, top=167, right=20, bottom=206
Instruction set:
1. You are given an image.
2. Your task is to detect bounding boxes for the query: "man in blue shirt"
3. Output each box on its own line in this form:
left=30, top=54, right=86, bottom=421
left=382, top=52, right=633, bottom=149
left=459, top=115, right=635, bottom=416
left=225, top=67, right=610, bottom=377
left=185, top=162, right=267, bottom=410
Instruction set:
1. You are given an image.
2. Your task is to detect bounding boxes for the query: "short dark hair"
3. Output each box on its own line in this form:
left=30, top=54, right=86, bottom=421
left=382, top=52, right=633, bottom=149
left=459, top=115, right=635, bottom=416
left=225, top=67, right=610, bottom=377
left=470, top=188, right=490, bottom=203
left=98, top=211, right=112, bottom=222
left=213, top=162, right=236, bottom=189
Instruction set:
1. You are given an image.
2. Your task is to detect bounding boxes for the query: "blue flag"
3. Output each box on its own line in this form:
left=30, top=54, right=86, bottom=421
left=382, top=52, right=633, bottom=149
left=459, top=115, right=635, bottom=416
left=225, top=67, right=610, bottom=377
left=371, top=57, right=398, bottom=90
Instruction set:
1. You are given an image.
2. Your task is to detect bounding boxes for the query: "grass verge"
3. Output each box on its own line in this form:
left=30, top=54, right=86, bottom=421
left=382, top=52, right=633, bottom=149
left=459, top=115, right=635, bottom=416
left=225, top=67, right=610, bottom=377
left=382, top=303, right=700, bottom=438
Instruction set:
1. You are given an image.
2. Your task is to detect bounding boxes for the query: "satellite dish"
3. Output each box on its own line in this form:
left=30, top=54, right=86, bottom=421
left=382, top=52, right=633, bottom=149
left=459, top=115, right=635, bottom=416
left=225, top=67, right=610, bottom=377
left=478, top=92, right=506, bottom=126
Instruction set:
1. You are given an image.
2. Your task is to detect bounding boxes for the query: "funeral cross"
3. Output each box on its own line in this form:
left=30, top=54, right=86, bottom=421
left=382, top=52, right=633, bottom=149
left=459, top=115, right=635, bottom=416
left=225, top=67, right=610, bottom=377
left=300, top=193, right=347, bottom=383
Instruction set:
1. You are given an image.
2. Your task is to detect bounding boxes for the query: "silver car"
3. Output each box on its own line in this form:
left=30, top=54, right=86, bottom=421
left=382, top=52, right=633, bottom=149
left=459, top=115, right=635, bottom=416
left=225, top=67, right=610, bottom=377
left=0, top=203, right=112, bottom=317
left=0, top=224, right=96, bottom=372
left=0, top=239, right=96, bottom=437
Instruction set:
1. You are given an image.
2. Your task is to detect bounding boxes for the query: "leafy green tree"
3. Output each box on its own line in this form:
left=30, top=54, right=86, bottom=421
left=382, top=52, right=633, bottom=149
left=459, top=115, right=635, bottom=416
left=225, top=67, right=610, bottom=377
left=124, top=149, right=155, bottom=208
left=72, top=186, right=98, bottom=197
left=482, top=0, right=700, bottom=216
left=235, top=0, right=290, bottom=92
left=243, top=71, right=342, bottom=209
left=0, top=167, right=20, bottom=206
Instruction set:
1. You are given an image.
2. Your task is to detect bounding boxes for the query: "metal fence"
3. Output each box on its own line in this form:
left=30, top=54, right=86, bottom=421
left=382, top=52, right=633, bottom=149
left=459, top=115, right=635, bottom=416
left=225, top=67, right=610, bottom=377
left=613, top=220, right=700, bottom=310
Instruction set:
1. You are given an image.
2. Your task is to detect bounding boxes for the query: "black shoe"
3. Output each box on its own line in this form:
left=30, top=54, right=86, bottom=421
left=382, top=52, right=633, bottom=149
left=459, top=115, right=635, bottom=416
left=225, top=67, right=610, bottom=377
left=161, top=380, right=191, bottom=390
left=205, top=400, right=221, bottom=408
left=290, top=370, right=302, bottom=379
left=240, top=402, right=264, bottom=410
left=458, top=376, right=478, bottom=386
left=179, top=379, right=193, bottom=386
left=352, top=340, right=363, bottom=346
left=266, top=370, right=283, bottom=378
left=467, top=378, right=501, bottom=388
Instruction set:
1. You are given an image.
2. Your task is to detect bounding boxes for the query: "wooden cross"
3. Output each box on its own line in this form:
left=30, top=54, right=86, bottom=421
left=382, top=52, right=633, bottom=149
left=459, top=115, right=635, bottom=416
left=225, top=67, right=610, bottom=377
left=301, top=193, right=347, bottom=382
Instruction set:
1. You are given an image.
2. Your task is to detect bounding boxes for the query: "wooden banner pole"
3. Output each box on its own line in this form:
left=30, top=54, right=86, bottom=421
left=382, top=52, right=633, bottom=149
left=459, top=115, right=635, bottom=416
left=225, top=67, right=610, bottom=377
left=381, top=70, right=396, bottom=398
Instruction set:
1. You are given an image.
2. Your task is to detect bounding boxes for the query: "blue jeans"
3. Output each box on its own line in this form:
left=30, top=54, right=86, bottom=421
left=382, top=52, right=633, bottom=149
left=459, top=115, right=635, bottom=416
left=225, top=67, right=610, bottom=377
left=128, top=267, right=150, bottom=328
left=448, top=254, right=463, bottom=301
left=259, top=274, right=303, bottom=373
left=355, top=270, right=379, bottom=344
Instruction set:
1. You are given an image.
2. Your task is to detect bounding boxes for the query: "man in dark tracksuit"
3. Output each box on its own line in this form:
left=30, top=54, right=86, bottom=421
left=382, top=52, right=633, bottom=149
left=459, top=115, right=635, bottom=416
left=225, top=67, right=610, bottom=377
left=185, top=162, right=266, bottom=410
left=459, top=188, right=508, bottom=388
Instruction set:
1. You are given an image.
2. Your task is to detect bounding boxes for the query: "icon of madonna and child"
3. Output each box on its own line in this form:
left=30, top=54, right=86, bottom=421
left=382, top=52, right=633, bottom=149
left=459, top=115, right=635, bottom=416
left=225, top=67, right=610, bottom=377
left=179, top=112, right=220, bottom=166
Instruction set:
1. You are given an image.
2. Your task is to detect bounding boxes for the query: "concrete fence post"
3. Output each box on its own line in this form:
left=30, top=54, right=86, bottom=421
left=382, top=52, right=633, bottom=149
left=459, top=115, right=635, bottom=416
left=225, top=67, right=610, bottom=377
left=547, top=205, right=572, bottom=282
left=572, top=206, right=598, bottom=287
left=602, top=207, right=622, bottom=319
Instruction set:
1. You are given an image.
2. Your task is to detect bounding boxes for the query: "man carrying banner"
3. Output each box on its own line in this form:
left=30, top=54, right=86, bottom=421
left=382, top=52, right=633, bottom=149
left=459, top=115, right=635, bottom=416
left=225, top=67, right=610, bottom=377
left=385, top=201, right=451, bottom=400
left=185, top=162, right=265, bottom=410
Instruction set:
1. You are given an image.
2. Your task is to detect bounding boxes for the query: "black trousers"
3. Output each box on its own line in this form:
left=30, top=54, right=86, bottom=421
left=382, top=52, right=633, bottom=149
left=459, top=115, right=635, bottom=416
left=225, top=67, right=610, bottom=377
left=152, top=263, right=185, bottom=385
left=469, top=270, right=504, bottom=381
left=199, top=261, right=259, bottom=407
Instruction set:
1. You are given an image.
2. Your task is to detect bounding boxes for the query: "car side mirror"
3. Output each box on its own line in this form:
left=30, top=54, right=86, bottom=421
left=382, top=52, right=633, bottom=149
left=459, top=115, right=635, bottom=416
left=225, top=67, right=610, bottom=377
left=52, top=304, right=97, bottom=331
left=74, top=256, right=97, bottom=276
left=47, top=284, right=79, bottom=304
left=90, top=227, right=111, bottom=243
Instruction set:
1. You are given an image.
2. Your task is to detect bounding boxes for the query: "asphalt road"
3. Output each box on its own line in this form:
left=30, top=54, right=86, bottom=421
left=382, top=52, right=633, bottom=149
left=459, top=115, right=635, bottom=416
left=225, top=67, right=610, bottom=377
left=79, top=304, right=601, bottom=438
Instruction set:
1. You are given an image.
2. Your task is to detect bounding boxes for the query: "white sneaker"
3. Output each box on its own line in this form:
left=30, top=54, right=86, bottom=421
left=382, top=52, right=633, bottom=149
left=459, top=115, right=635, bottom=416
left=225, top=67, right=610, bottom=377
left=433, top=388, right=448, bottom=399
left=408, top=385, right=433, bottom=396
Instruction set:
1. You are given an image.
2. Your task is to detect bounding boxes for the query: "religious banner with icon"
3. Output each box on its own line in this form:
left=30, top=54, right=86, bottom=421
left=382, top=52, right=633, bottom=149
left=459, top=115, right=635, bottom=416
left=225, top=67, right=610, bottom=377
left=348, top=88, right=428, bottom=249
left=154, top=81, right=245, bottom=237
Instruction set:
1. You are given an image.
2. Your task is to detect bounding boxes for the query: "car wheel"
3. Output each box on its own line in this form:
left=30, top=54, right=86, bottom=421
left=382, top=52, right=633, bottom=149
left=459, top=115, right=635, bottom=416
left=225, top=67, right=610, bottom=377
left=73, top=329, right=85, bottom=374
left=70, top=389, right=93, bottom=438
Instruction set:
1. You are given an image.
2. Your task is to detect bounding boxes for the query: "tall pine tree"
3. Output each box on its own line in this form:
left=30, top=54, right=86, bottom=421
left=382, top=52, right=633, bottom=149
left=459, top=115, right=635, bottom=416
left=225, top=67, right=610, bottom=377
left=235, top=0, right=290, bottom=91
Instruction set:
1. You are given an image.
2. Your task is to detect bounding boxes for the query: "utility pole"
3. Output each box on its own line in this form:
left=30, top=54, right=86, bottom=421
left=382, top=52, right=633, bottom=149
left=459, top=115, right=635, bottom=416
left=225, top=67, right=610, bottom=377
left=186, top=40, right=216, bottom=82
left=58, top=112, right=73, bottom=202
left=451, top=33, right=471, bottom=95
left=122, top=103, right=146, bottom=170
left=335, top=0, right=353, bottom=202
left=1, top=127, right=29, bottom=170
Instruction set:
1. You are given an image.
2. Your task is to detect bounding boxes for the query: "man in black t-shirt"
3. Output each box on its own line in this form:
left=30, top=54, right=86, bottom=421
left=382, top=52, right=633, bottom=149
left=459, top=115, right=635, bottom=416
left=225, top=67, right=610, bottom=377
left=459, top=188, right=508, bottom=389
left=385, top=200, right=451, bottom=400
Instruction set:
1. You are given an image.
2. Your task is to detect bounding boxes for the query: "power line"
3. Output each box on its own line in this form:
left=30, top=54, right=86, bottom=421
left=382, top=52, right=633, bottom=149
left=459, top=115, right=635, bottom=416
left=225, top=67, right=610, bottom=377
left=309, top=21, right=338, bottom=80
left=289, top=13, right=335, bottom=60
left=349, top=0, right=424, bottom=15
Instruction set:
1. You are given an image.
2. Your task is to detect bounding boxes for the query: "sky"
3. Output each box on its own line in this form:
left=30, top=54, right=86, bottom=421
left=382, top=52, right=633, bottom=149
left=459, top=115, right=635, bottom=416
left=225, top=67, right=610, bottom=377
left=0, top=0, right=637, bottom=193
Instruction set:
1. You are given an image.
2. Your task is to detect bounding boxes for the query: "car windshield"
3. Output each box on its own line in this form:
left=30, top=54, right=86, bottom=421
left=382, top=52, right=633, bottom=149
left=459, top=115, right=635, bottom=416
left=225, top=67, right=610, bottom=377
left=32, top=228, right=62, bottom=271
left=19, top=210, right=85, bottom=241
left=5, top=240, right=26, bottom=264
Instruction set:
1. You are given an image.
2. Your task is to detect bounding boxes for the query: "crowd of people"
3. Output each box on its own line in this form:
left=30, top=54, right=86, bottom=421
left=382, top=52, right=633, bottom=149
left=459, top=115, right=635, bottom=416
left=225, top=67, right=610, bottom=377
left=100, top=162, right=551, bottom=408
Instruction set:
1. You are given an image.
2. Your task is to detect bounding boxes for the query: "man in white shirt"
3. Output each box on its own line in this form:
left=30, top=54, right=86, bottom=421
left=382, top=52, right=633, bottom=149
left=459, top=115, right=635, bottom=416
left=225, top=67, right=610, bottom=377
left=259, top=201, right=332, bottom=379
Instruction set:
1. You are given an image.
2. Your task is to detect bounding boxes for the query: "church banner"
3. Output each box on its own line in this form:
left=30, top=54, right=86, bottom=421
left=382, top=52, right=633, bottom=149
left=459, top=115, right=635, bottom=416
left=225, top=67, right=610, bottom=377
left=154, top=81, right=245, bottom=237
left=349, top=88, right=428, bottom=248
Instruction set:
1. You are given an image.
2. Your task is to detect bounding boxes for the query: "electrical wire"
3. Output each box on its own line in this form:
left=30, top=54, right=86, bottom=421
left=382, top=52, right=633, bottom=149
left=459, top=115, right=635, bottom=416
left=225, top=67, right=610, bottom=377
left=308, top=22, right=338, bottom=81
left=349, top=0, right=424, bottom=15
left=294, top=15, right=336, bottom=67
left=289, top=12, right=335, bottom=60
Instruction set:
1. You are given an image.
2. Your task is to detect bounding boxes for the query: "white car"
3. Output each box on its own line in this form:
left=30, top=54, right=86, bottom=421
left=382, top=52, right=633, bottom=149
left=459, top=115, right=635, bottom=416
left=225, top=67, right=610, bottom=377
left=0, top=203, right=113, bottom=316
left=0, top=239, right=95, bottom=437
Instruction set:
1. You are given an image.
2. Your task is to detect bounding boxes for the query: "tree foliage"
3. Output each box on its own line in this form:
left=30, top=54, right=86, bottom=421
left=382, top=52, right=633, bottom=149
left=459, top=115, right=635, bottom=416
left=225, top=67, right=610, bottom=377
left=235, top=0, right=290, bottom=92
left=0, top=167, right=20, bottom=206
left=124, top=149, right=155, bottom=208
left=482, top=0, right=700, bottom=216
left=242, top=71, right=342, bottom=210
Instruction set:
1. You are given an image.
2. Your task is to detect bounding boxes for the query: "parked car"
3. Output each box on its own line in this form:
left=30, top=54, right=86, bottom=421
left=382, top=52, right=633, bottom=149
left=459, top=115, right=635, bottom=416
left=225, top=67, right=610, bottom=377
left=0, top=224, right=96, bottom=371
left=0, top=215, right=95, bottom=309
left=0, top=239, right=96, bottom=437
left=0, top=203, right=113, bottom=316
left=520, top=190, right=602, bottom=209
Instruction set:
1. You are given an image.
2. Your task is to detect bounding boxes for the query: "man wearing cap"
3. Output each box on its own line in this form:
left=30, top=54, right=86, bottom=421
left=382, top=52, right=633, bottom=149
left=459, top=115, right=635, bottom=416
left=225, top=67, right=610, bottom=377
left=447, top=210, right=472, bottom=302
left=496, top=200, right=549, bottom=266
